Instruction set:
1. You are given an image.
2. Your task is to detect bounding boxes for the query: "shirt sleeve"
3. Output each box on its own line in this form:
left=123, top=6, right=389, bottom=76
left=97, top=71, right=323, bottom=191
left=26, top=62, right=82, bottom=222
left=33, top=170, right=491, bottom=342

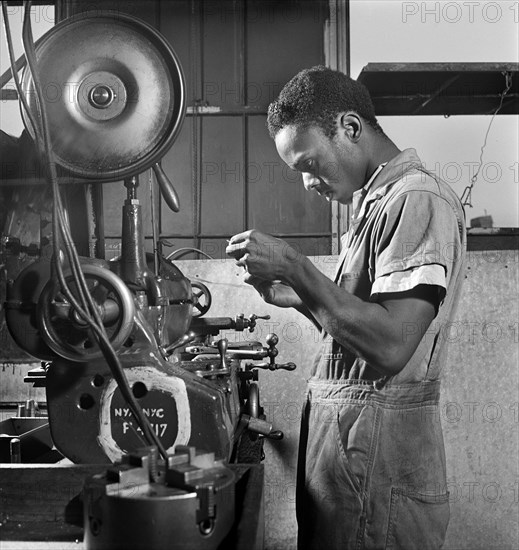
left=372, top=264, right=446, bottom=296
left=371, top=188, right=463, bottom=301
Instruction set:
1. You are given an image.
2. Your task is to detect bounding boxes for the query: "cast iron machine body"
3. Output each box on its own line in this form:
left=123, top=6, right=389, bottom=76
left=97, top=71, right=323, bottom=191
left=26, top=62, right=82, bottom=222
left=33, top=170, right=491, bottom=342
left=1, top=9, right=296, bottom=548
left=6, top=169, right=293, bottom=464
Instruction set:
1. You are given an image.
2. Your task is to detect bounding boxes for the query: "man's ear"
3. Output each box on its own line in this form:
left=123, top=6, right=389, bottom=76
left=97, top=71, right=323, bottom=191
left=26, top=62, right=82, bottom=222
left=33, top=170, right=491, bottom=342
left=339, top=113, right=362, bottom=142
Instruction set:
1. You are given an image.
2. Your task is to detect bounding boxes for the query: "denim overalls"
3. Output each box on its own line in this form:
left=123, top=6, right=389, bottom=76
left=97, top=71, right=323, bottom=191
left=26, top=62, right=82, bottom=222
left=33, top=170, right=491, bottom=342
left=296, top=150, right=467, bottom=550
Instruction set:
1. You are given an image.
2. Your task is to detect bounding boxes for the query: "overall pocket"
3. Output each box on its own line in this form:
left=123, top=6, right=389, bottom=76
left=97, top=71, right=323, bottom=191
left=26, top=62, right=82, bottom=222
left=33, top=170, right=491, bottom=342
left=385, top=487, right=450, bottom=550
left=336, top=403, right=377, bottom=498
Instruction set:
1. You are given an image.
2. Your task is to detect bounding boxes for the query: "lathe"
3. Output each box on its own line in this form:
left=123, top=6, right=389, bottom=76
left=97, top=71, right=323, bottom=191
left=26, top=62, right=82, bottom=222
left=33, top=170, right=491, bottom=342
left=0, top=8, right=295, bottom=549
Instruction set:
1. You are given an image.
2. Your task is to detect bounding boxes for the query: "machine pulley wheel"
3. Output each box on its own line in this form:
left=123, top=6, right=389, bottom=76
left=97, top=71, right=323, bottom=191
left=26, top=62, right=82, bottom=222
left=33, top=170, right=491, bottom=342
left=21, top=12, right=185, bottom=180
left=37, top=264, right=135, bottom=361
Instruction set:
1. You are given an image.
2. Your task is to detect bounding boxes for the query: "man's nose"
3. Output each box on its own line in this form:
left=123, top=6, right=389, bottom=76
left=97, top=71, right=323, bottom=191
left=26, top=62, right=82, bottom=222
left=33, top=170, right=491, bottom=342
left=302, top=172, right=320, bottom=191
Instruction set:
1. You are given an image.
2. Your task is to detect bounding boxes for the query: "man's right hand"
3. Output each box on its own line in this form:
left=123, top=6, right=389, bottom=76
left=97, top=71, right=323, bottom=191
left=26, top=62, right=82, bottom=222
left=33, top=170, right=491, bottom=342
left=244, top=275, right=303, bottom=309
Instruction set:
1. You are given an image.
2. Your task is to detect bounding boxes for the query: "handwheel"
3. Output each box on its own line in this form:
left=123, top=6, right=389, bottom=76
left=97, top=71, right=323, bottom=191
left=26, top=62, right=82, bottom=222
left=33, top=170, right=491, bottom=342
left=37, top=264, right=135, bottom=361
left=190, top=281, right=212, bottom=317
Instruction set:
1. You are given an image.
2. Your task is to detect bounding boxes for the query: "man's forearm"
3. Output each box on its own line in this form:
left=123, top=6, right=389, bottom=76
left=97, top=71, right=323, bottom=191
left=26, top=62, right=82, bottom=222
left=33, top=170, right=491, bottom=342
left=293, top=300, right=321, bottom=330
left=285, top=256, right=435, bottom=376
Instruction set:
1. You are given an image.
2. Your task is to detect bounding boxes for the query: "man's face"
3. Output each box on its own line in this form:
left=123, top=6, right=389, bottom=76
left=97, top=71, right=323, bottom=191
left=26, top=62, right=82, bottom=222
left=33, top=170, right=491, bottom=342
left=274, top=123, right=365, bottom=205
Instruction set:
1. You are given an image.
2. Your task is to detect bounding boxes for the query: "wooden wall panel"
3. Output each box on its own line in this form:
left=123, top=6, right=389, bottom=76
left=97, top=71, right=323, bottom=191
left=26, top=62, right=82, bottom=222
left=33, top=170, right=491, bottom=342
left=203, top=3, right=244, bottom=109
left=158, top=0, right=195, bottom=105
left=246, top=0, right=328, bottom=110
left=160, top=121, right=196, bottom=238
left=247, top=116, right=331, bottom=236
left=200, top=117, right=244, bottom=235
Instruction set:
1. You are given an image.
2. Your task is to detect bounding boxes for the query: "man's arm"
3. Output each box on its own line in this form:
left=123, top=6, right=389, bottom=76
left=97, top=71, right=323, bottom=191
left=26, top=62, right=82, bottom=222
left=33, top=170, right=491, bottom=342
left=242, top=275, right=322, bottom=330
left=226, top=230, right=437, bottom=377
left=288, top=255, right=437, bottom=376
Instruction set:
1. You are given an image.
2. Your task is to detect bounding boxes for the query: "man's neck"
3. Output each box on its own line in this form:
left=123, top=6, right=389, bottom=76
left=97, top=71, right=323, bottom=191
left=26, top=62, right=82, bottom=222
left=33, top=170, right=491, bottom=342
left=365, top=136, right=401, bottom=183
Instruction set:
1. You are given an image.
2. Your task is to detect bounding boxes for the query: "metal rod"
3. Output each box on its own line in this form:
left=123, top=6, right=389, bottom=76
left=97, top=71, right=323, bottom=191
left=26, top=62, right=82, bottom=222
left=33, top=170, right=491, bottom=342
left=196, top=0, right=203, bottom=253
left=149, top=169, right=160, bottom=276
left=241, top=0, right=249, bottom=232
left=91, top=183, right=105, bottom=260
left=411, top=74, right=461, bottom=115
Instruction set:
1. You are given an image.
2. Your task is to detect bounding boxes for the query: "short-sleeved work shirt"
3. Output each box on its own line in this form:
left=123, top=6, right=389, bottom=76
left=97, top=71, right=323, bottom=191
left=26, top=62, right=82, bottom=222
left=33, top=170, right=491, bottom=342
left=311, top=148, right=467, bottom=384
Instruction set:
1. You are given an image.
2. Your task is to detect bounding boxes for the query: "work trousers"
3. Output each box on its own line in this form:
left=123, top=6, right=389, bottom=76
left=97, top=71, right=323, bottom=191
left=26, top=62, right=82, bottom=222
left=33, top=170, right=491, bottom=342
left=296, top=379, right=450, bottom=550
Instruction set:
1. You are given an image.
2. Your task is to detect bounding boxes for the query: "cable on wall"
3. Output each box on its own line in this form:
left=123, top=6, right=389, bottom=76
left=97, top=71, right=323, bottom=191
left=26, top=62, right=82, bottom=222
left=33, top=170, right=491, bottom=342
left=460, top=71, right=513, bottom=208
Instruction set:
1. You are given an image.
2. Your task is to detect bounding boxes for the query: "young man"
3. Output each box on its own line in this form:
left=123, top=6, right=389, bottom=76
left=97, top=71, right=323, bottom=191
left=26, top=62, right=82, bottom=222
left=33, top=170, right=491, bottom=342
left=226, top=66, right=466, bottom=550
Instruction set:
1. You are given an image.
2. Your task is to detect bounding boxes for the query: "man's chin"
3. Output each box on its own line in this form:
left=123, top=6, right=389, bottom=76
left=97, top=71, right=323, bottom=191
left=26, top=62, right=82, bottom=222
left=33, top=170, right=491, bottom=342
left=336, top=196, right=352, bottom=205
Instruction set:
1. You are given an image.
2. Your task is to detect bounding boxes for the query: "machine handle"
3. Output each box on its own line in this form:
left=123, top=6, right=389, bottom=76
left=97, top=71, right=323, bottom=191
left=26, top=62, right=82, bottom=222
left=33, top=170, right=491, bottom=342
left=217, top=338, right=228, bottom=370
left=253, top=362, right=297, bottom=371
left=153, top=163, right=180, bottom=212
left=241, top=415, right=285, bottom=440
left=275, top=362, right=297, bottom=371
left=163, top=331, right=196, bottom=354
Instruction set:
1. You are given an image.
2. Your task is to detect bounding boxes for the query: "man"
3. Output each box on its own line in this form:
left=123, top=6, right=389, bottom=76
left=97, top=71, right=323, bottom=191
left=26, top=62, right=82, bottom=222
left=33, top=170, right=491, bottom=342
left=226, top=66, right=466, bottom=549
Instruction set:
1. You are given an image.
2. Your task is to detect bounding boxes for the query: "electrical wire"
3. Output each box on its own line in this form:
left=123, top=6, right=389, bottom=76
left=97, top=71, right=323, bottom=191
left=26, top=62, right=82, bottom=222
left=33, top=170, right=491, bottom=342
left=166, top=247, right=215, bottom=260
left=21, top=4, right=101, bottom=325
left=1, top=2, right=43, bottom=149
left=460, top=71, right=513, bottom=208
left=10, top=2, right=168, bottom=460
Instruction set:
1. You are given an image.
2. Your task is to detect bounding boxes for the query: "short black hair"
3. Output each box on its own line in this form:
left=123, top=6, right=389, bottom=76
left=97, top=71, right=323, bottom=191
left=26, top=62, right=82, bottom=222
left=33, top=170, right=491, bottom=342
left=267, top=65, right=383, bottom=139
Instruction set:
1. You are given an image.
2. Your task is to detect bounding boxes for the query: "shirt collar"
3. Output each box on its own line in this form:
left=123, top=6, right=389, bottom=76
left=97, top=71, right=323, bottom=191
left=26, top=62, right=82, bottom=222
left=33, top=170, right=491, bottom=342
left=351, top=148, right=424, bottom=221
left=351, top=162, right=387, bottom=219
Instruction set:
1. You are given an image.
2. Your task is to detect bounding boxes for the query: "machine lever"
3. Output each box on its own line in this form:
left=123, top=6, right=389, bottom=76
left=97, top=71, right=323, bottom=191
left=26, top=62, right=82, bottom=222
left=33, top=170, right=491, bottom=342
left=153, top=163, right=180, bottom=213
left=185, top=346, right=266, bottom=358
left=274, top=362, right=296, bottom=371
left=225, top=341, right=262, bottom=350
left=163, top=331, right=196, bottom=355
left=252, top=362, right=297, bottom=371
left=217, top=338, right=228, bottom=370
left=240, top=414, right=285, bottom=440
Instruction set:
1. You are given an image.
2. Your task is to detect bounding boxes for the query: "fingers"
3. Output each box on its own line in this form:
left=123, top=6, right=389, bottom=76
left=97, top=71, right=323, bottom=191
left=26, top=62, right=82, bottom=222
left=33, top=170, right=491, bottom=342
left=226, top=241, right=247, bottom=259
left=226, top=230, right=253, bottom=256
left=243, top=273, right=265, bottom=287
left=243, top=273, right=257, bottom=286
left=235, top=253, right=249, bottom=269
left=225, top=229, right=259, bottom=258
left=227, top=230, right=252, bottom=245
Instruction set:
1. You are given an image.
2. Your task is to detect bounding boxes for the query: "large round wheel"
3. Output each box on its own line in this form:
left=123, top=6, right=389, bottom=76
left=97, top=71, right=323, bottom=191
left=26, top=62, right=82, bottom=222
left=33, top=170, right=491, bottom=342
left=37, top=264, right=135, bottom=361
left=21, top=12, right=185, bottom=180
